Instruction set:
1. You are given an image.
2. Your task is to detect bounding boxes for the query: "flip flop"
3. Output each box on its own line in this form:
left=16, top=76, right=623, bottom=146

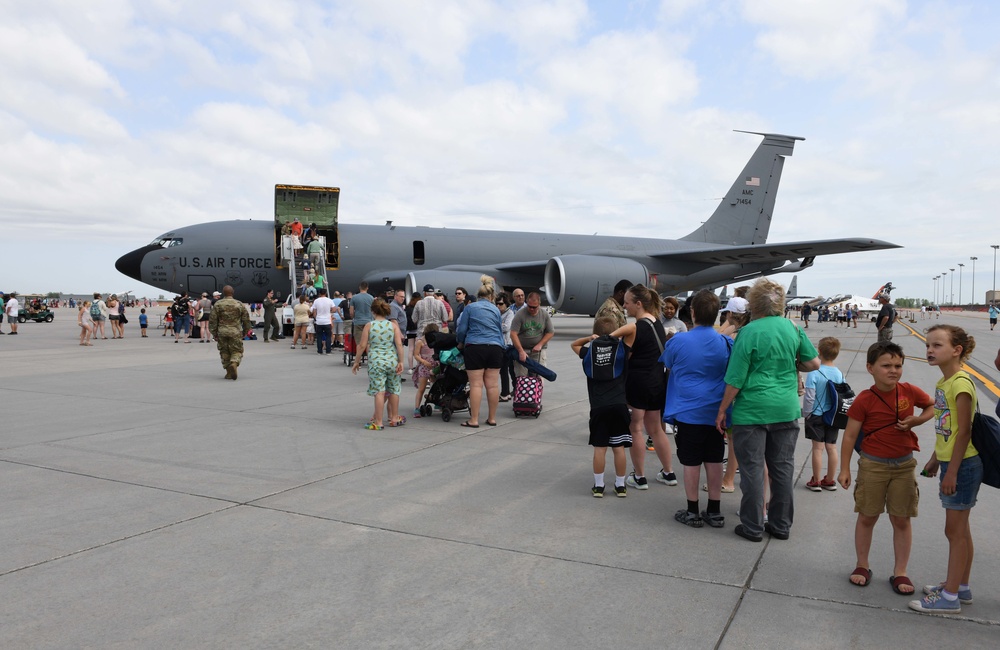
left=461, top=421, right=480, bottom=428
left=363, top=422, right=384, bottom=430
left=850, top=567, right=873, bottom=587
left=889, top=575, right=914, bottom=595
left=486, top=421, right=497, bottom=426
left=702, top=484, right=736, bottom=493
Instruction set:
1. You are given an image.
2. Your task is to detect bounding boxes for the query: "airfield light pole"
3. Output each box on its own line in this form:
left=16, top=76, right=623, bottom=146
left=950, top=268, right=955, bottom=305
left=942, top=272, right=947, bottom=305
left=993, top=245, right=999, bottom=302
left=934, top=276, right=939, bottom=306
left=970, top=257, right=977, bottom=305
left=958, top=263, right=964, bottom=305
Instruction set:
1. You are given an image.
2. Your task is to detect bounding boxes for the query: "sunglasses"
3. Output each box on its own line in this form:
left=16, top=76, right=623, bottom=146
left=496, top=301, right=505, bottom=305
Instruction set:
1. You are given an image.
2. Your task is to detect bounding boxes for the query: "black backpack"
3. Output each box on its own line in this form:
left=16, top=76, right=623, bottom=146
left=822, top=375, right=855, bottom=430
left=958, top=376, right=1000, bottom=489
left=583, top=335, right=625, bottom=381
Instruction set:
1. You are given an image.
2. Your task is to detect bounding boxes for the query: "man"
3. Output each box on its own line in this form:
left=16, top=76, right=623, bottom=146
left=262, top=289, right=282, bottom=342
left=412, top=284, right=447, bottom=336
left=801, top=302, right=812, bottom=329
left=311, top=288, right=336, bottom=354
left=876, top=293, right=894, bottom=342
left=290, top=217, right=303, bottom=239
left=511, top=288, right=526, bottom=314
left=391, top=289, right=408, bottom=337
left=305, top=236, right=325, bottom=275
left=510, top=292, right=554, bottom=377
left=169, top=292, right=190, bottom=342
left=595, top=279, right=632, bottom=329
left=4, top=292, right=19, bottom=335
left=350, top=282, right=375, bottom=344
left=989, top=302, right=998, bottom=331
left=208, top=285, right=251, bottom=380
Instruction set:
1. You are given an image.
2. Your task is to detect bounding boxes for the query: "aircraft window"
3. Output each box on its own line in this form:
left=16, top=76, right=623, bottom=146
left=148, top=238, right=181, bottom=248
left=167, top=239, right=183, bottom=247
left=413, top=241, right=425, bottom=265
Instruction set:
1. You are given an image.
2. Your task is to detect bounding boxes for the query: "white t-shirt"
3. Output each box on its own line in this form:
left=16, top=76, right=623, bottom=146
left=6, top=298, right=19, bottom=317
left=311, top=296, right=335, bottom=325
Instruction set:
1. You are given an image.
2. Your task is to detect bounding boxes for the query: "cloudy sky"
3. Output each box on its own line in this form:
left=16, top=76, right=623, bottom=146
left=3, top=0, right=999, bottom=303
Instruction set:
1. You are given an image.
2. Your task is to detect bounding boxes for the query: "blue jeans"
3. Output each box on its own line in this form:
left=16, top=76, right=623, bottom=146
left=938, top=455, right=983, bottom=510
left=731, top=421, right=800, bottom=537
left=315, top=324, right=332, bottom=353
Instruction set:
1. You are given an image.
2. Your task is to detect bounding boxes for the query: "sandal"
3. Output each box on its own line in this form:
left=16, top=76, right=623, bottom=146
left=363, top=422, right=384, bottom=430
left=889, top=575, right=914, bottom=595
left=702, top=484, right=736, bottom=493
left=850, top=567, right=873, bottom=587
left=460, top=421, right=480, bottom=428
left=388, top=416, right=406, bottom=427
left=498, top=395, right=512, bottom=402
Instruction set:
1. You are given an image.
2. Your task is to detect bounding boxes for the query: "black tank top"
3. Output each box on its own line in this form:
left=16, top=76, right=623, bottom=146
left=629, top=317, right=666, bottom=372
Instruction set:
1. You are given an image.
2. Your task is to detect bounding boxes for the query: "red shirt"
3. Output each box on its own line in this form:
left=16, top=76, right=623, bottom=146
left=846, top=382, right=932, bottom=458
left=290, top=221, right=303, bottom=237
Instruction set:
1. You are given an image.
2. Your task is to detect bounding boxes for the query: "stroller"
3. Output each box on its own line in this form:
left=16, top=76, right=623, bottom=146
left=418, top=332, right=469, bottom=422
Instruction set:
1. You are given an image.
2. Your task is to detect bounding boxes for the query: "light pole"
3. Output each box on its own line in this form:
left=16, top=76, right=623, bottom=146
left=932, top=276, right=937, bottom=306
left=992, top=245, right=999, bottom=302
left=942, top=272, right=947, bottom=305
left=971, top=256, right=977, bottom=305
left=950, top=268, right=955, bottom=304
left=958, top=263, right=964, bottom=305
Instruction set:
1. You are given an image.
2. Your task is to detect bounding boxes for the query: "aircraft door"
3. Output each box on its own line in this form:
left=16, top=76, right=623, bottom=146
left=187, top=275, right=218, bottom=297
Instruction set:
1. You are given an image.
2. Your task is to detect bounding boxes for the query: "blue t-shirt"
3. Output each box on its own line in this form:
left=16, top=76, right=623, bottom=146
left=139, top=313, right=148, bottom=326
left=659, top=326, right=732, bottom=426
left=350, top=292, right=374, bottom=325
left=803, top=366, right=845, bottom=416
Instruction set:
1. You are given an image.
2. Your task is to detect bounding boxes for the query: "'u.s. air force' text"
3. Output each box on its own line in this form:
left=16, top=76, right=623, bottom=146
left=174, top=257, right=272, bottom=269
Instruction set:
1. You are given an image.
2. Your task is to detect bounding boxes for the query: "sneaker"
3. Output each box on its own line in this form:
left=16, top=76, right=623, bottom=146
left=646, top=437, right=655, bottom=451
left=614, top=485, right=627, bottom=498
left=663, top=423, right=675, bottom=434
left=923, top=583, right=973, bottom=604
left=764, top=522, right=789, bottom=540
left=700, top=510, right=725, bottom=528
left=806, top=478, right=822, bottom=492
left=592, top=485, right=605, bottom=498
left=413, top=408, right=422, bottom=419
left=734, top=524, right=762, bottom=543
left=820, top=478, right=838, bottom=491
left=655, top=470, right=678, bottom=486
left=625, top=472, right=648, bottom=490
left=674, top=509, right=704, bottom=528
left=908, top=591, right=961, bottom=614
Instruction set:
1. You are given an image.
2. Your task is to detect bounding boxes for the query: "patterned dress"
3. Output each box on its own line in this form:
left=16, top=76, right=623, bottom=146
left=366, top=319, right=402, bottom=396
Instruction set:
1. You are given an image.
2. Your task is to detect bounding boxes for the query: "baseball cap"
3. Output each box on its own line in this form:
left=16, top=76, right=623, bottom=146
left=422, top=284, right=437, bottom=293
left=723, top=296, right=748, bottom=314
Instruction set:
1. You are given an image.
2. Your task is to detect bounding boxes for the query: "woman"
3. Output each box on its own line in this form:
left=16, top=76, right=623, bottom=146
left=719, top=300, right=751, bottom=491
left=660, top=296, right=688, bottom=334
left=291, top=294, right=311, bottom=349
left=78, top=301, right=94, bottom=346
left=496, top=292, right=515, bottom=402
left=610, top=284, right=677, bottom=488
left=715, top=278, right=819, bottom=542
left=106, top=294, right=121, bottom=338
left=455, top=275, right=505, bottom=428
left=352, top=298, right=405, bottom=429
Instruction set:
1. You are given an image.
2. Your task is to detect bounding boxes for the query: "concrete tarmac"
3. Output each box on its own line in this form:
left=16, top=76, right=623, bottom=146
left=1, top=307, right=998, bottom=648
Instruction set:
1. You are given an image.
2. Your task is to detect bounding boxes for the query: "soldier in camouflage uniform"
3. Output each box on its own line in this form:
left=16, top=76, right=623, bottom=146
left=595, top=279, right=632, bottom=329
left=209, top=285, right=251, bottom=380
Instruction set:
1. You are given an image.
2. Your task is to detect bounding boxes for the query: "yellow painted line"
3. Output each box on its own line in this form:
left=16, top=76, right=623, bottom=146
left=898, top=320, right=1000, bottom=398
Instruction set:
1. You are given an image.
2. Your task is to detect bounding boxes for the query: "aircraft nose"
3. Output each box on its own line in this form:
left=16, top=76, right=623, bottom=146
left=115, top=245, right=157, bottom=282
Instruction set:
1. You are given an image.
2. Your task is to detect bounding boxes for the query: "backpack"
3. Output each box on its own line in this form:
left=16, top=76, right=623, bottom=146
left=90, top=303, right=101, bottom=319
left=821, top=372, right=855, bottom=429
left=583, top=335, right=625, bottom=381
left=957, top=376, right=1000, bottom=489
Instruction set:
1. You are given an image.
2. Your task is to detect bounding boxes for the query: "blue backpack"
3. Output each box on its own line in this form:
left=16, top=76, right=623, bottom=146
left=583, top=335, right=625, bottom=381
left=822, top=376, right=855, bottom=429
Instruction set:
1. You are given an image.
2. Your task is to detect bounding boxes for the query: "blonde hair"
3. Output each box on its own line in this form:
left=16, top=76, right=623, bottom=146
left=747, top=278, right=786, bottom=317
left=477, top=274, right=496, bottom=300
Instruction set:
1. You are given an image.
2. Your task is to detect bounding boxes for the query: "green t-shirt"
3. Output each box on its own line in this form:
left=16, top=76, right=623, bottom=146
left=724, top=316, right=818, bottom=425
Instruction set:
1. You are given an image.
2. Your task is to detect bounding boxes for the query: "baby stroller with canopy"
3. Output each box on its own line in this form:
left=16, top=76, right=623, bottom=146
left=418, top=332, right=469, bottom=422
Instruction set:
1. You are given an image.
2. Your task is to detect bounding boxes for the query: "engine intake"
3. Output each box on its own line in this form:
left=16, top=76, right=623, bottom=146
left=544, top=255, right=651, bottom=314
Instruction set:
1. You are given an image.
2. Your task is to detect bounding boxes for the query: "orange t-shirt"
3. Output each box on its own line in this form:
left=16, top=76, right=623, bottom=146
left=846, top=382, right=932, bottom=458
left=290, top=221, right=303, bottom=237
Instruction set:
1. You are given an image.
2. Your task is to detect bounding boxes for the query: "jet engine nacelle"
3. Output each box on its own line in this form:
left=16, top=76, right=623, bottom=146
left=544, top=255, right=651, bottom=314
left=405, top=270, right=495, bottom=301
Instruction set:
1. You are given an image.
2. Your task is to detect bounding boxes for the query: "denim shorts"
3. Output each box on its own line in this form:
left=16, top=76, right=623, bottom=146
left=938, top=455, right=983, bottom=511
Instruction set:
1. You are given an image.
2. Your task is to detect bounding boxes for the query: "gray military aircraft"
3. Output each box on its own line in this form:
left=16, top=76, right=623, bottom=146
left=115, top=131, right=900, bottom=315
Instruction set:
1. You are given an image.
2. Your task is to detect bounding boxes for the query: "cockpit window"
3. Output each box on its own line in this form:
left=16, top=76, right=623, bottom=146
left=148, top=238, right=183, bottom=248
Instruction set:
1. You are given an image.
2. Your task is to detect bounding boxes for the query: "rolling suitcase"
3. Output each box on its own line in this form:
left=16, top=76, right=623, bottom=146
left=513, top=375, right=543, bottom=417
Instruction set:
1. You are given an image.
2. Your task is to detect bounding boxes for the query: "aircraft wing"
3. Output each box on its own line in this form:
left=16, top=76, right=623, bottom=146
left=645, top=238, right=900, bottom=265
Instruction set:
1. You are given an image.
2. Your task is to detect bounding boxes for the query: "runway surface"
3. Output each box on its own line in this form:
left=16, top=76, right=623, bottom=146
left=1, top=307, right=998, bottom=648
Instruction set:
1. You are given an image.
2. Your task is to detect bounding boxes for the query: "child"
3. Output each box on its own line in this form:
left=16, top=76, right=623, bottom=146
left=412, top=323, right=440, bottom=418
left=838, top=341, right=934, bottom=596
left=162, top=310, right=173, bottom=336
left=139, top=308, right=148, bottom=337
left=802, top=337, right=845, bottom=491
left=78, top=301, right=94, bottom=346
left=571, top=317, right=632, bottom=498
left=352, top=298, right=405, bottom=430
left=910, top=325, right=980, bottom=614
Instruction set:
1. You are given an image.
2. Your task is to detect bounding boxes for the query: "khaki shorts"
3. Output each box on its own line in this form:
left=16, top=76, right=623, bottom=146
left=853, top=456, right=919, bottom=517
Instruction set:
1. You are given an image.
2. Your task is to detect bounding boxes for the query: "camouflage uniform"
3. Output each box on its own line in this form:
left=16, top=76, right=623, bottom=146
left=595, top=296, right=627, bottom=329
left=209, top=297, right=251, bottom=379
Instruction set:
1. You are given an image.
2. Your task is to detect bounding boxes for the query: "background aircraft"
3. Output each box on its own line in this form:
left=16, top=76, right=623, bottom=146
left=115, top=132, right=900, bottom=316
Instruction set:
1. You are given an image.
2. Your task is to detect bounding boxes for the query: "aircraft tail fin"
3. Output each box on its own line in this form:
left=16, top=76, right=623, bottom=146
left=680, top=131, right=804, bottom=245
left=871, top=282, right=894, bottom=299
left=786, top=276, right=798, bottom=298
